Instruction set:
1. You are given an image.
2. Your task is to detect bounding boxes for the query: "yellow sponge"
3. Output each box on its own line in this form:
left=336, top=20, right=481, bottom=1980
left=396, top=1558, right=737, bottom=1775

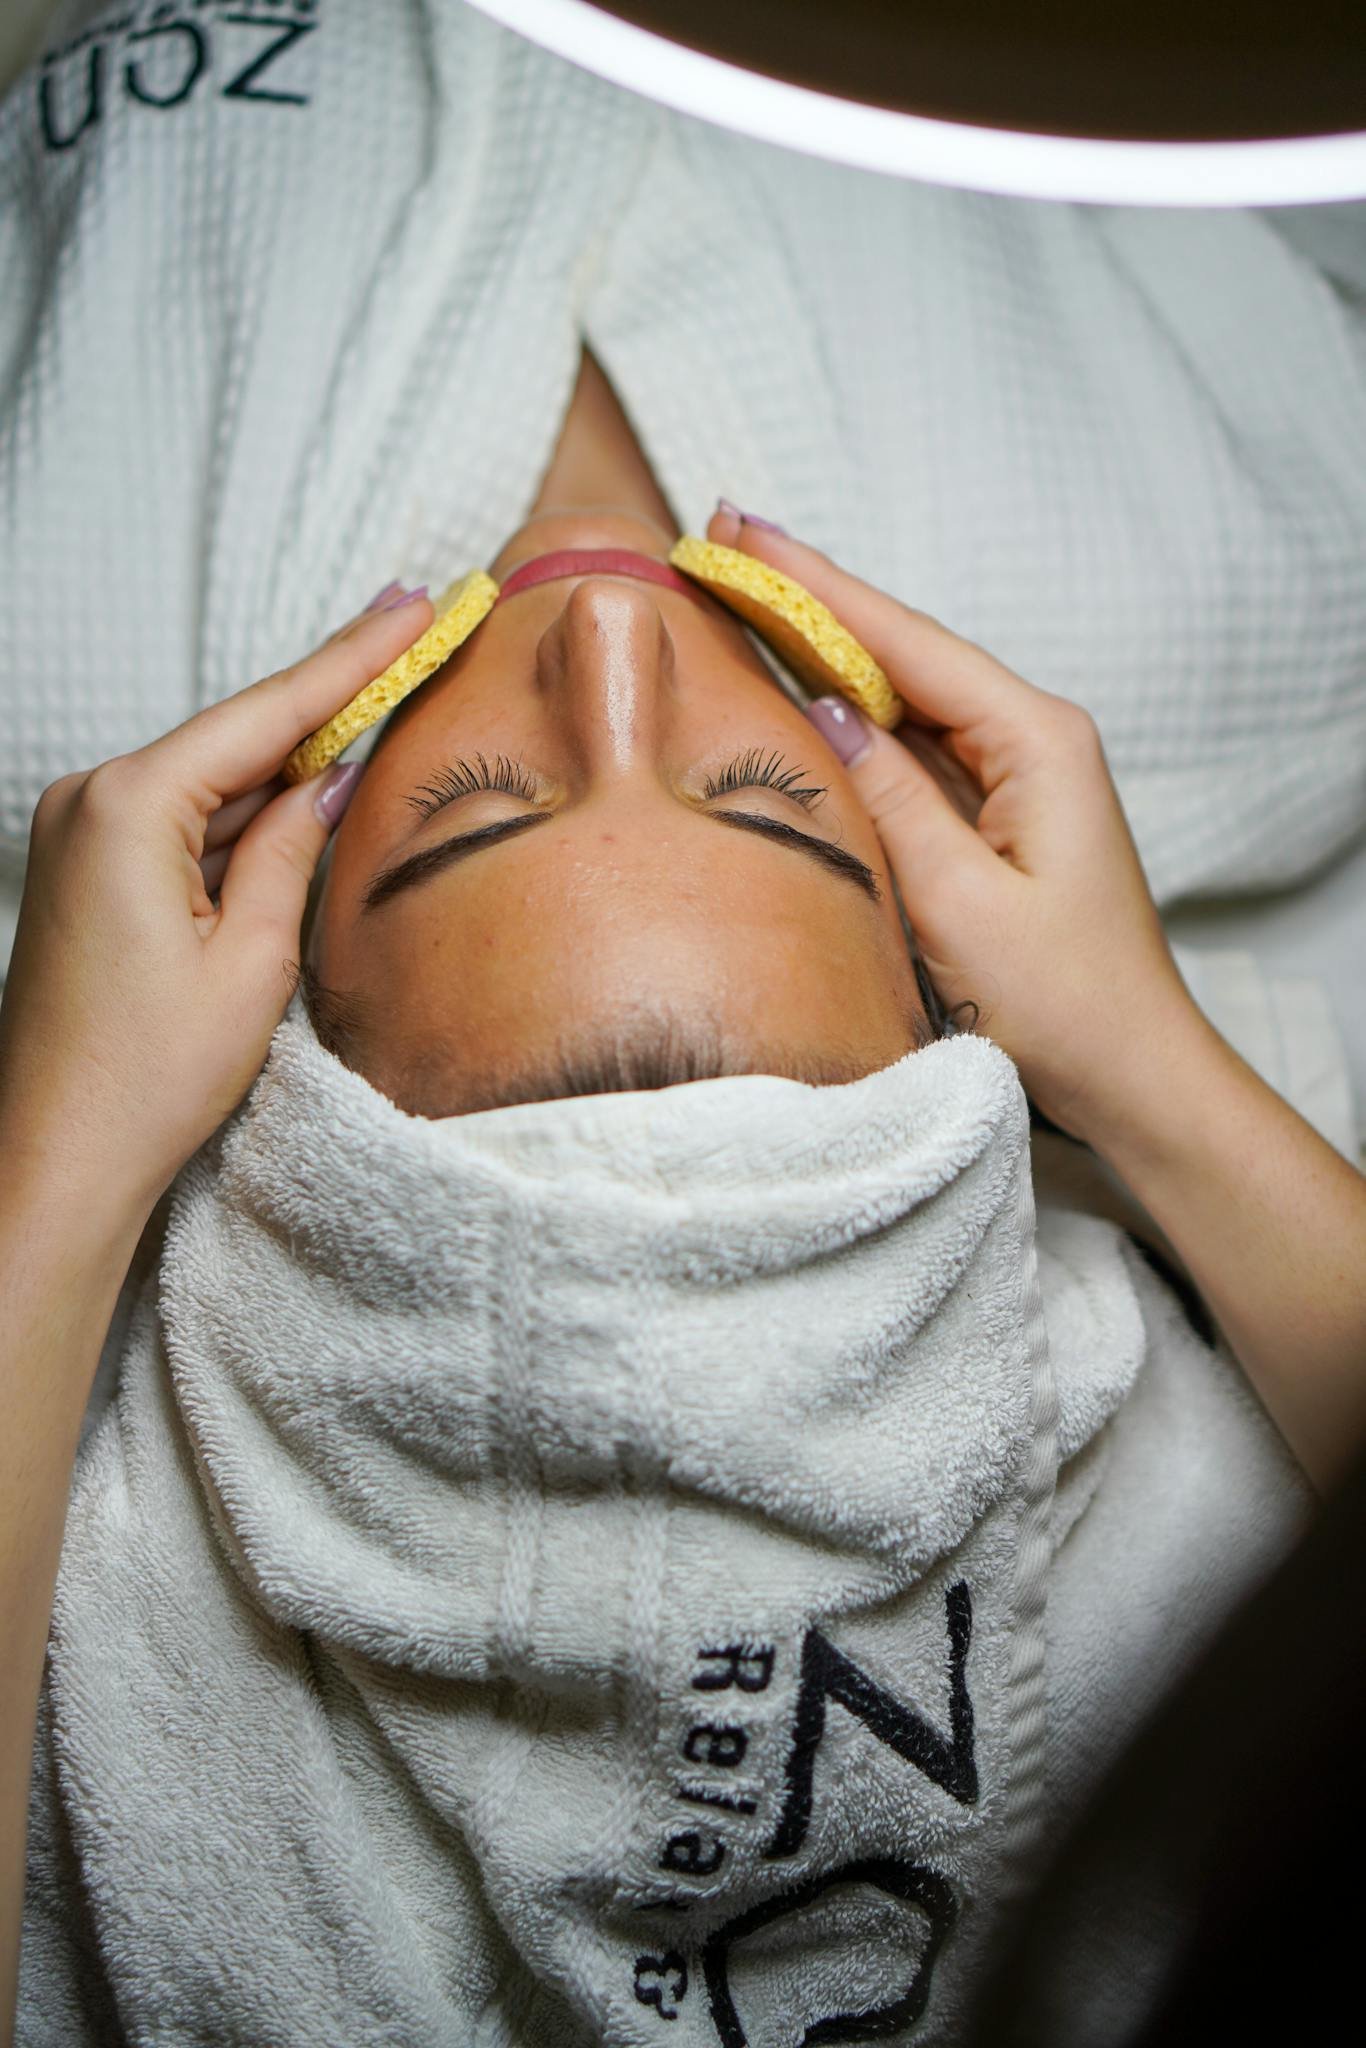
left=284, top=542, right=901, bottom=783
left=668, top=535, right=902, bottom=731
left=281, top=570, right=500, bottom=785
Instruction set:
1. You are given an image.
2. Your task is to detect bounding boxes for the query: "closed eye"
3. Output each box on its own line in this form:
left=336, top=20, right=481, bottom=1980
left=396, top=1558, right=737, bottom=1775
left=699, top=747, right=827, bottom=811
left=406, top=752, right=539, bottom=818
left=404, top=747, right=828, bottom=824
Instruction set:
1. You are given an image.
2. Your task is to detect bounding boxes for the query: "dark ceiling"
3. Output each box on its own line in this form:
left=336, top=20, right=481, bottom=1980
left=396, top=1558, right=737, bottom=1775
left=590, top=2, right=1366, bottom=141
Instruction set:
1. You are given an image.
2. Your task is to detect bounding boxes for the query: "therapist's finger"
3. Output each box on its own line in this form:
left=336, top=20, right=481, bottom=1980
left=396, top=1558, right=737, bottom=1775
left=705, top=506, right=1073, bottom=783
left=128, top=591, right=432, bottom=801
left=202, top=780, right=282, bottom=853
left=212, top=761, right=358, bottom=959
left=804, top=693, right=1005, bottom=904
left=199, top=843, right=231, bottom=896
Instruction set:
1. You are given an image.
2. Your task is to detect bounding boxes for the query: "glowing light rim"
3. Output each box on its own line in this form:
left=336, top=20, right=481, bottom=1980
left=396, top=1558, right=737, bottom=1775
left=464, top=0, right=1366, bottom=207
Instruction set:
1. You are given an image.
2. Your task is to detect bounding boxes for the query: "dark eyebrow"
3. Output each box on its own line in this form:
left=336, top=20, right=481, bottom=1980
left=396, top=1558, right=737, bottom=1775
left=360, top=806, right=882, bottom=914
left=362, top=812, right=552, bottom=912
left=705, top=812, right=882, bottom=901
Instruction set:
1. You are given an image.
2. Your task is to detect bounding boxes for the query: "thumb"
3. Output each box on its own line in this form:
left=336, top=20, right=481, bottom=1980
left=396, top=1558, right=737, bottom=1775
left=804, top=694, right=1000, bottom=903
left=213, top=759, right=359, bottom=963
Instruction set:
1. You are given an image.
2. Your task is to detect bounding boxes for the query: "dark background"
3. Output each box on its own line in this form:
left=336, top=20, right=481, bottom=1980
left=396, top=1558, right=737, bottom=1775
left=595, top=3, right=1366, bottom=140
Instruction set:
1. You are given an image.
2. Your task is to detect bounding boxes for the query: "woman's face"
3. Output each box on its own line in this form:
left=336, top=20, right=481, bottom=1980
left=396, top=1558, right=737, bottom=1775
left=308, top=509, right=925, bottom=1110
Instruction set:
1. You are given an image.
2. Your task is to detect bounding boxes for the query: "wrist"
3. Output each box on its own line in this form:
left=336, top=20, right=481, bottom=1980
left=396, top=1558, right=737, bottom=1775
left=0, top=1110, right=162, bottom=1263
left=1067, top=993, right=1233, bottom=1181
left=1064, top=987, right=1366, bottom=1497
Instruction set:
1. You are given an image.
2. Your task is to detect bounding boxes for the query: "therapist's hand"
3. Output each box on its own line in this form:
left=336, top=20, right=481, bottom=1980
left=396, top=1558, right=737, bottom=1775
left=0, top=589, right=433, bottom=1222
left=707, top=507, right=1196, bottom=1145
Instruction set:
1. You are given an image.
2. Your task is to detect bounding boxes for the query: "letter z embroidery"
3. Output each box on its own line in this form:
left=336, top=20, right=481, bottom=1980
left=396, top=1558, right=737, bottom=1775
left=219, top=12, right=314, bottom=104
left=766, top=1579, right=977, bottom=1861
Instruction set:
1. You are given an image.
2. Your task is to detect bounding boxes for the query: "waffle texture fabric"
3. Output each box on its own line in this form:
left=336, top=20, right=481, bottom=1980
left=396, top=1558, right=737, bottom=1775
left=19, top=1002, right=1306, bottom=2045
left=2, top=1, right=1366, bottom=963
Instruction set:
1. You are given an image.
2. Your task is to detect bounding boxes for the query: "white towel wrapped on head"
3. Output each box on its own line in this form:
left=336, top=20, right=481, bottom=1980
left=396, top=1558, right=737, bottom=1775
left=20, top=1002, right=1307, bottom=2045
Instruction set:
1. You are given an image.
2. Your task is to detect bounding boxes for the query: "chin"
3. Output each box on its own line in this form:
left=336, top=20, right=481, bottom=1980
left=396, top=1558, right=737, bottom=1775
left=493, top=505, right=677, bottom=574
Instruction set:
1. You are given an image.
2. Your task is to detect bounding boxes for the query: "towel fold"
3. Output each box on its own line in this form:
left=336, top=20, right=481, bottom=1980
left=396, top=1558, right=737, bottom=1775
left=21, top=1003, right=1307, bottom=2044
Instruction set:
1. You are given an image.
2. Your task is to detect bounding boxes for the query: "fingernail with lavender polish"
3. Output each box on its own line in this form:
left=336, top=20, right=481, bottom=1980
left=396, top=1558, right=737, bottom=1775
left=715, top=498, right=787, bottom=536
left=805, top=694, right=873, bottom=767
left=381, top=583, right=428, bottom=610
left=364, top=581, right=403, bottom=611
left=314, top=761, right=361, bottom=827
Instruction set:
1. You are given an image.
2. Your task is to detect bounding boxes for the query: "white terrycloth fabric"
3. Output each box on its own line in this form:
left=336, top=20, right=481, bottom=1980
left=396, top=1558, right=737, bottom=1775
left=2, top=0, right=1365, bottom=956
left=1168, top=943, right=1360, bottom=1168
left=20, top=1005, right=1308, bottom=2045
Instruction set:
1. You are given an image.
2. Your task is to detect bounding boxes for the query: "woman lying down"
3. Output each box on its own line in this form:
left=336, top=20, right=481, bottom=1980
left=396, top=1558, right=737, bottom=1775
left=5, top=369, right=1365, bottom=2048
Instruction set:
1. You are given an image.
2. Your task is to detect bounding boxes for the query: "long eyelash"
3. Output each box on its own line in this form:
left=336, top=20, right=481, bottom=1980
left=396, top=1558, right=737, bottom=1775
left=406, top=746, right=827, bottom=821
left=405, top=752, right=539, bottom=818
left=702, top=748, right=826, bottom=810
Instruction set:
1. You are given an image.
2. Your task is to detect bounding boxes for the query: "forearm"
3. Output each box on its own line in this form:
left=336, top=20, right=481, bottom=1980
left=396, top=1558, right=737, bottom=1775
left=1076, top=999, right=1366, bottom=1499
left=0, top=1145, right=151, bottom=2048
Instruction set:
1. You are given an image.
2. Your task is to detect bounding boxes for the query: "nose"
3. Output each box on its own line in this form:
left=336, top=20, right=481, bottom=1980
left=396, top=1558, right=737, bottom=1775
left=541, top=577, right=678, bottom=783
